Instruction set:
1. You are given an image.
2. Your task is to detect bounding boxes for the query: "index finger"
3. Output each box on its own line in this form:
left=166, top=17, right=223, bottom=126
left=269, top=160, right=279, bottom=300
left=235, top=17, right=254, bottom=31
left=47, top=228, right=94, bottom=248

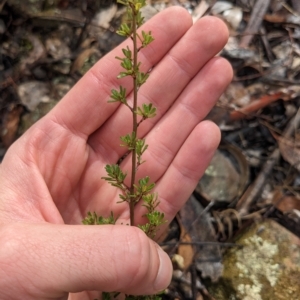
left=48, top=7, right=193, bottom=138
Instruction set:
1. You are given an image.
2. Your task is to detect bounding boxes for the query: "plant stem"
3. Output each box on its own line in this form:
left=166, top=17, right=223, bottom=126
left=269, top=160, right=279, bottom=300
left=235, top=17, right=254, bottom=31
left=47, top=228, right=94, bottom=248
left=129, top=4, right=138, bottom=226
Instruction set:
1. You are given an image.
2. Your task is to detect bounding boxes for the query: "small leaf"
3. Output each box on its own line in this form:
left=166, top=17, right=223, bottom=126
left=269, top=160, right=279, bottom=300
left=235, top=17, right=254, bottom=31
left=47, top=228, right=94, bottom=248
left=121, top=58, right=133, bottom=70
left=109, top=86, right=127, bottom=103
left=116, top=23, right=131, bottom=37
left=136, top=11, right=144, bottom=27
left=102, top=164, right=127, bottom=185
left=122, top=46, right=132, bottom=59
left=82, top=211, right=117, bottom=225
left=119, top=193, right=129, bottom=202
left=136, top=103, right=157, bottom=119
left=134, top=176, right=155, bottom=197
left=120, top=132, right=136, bottom=149
left=146, top=211, right=166, bottom=225
left=136, top=72, right=149, bottom=87
left=136, top=138, right=147, bottom=155
left=141, top=31, right=154, bottom=47
left=117, top=71, right=133, bottom=78
left=142, top=193, right=159, bottom=211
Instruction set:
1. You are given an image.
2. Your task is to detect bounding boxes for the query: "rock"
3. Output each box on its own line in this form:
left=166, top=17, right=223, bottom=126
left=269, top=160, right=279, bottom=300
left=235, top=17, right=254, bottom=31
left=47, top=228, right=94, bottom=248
left=45, top=37, right=71, bottom=60
left=196, top=150, right=241, bottom=203
left=140, top=5, right=158, bottom=22
left=208, top=219, right=300, bottom=299
left=18, top=76, right=74, bottom=134
left=19, top=101, right=58, bottom=135
left=17, top=81, right=51, bottom=111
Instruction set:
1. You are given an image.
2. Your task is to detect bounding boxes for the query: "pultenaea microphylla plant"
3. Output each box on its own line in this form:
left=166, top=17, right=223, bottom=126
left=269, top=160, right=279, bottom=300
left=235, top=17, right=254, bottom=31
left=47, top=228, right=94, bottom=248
left=82, top=0, right=166, bottom=299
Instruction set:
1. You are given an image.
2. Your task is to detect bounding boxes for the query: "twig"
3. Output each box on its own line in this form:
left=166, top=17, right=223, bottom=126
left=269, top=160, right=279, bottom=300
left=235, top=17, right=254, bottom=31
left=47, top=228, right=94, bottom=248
left=259, top=26, right=275, bottom=62
left=236, top=110, right=300, bottom=216
left=161, top=241, right=242, bottom=248
left=240, top=0, right=271, bottom=48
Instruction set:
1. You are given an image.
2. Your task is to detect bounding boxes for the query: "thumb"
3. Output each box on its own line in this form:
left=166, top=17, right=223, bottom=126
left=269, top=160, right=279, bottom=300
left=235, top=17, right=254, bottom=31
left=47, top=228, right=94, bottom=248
left=0, top=223, right=172, bottom=299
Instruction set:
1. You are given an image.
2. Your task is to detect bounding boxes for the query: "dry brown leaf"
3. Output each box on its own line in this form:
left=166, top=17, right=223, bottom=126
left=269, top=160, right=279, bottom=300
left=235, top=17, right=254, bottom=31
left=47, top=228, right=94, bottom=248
left=265, top=13, right=300, bottom=25
left=177, top=216, right=195, bottom=271
left=71, top=48, right=101, bottom=74
left=179, top=195, right=223, bottom=282
left=275, top=195, right=300, bottom=213
left=277, top=136, right=300, bottom=172
left=1, top=105, right=23, bottom=148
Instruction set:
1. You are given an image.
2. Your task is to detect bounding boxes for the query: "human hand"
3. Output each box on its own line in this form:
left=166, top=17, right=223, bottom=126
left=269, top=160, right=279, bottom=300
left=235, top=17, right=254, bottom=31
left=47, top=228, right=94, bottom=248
left=0, top=7, right=232, bottom=300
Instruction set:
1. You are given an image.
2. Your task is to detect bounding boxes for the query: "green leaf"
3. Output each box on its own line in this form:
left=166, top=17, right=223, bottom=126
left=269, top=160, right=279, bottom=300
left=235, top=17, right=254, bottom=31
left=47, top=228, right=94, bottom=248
left=116, top=23, right=131, bottom=37
left=141, top=31, right=154, bottom=47
left=134, top=3, right=142, bottom=11
left=117, top=71, right=133, bottom=78
left=120, top=132, right=136, bottom=150
left=146, top=211, right=166, bottom=226
left=109, top=86, right=127, bottom=103
left=136, top=139, right=147, bottom=153
left=119, top=193, right=130, bottom=202
left=142, top=193, right=159, bottom=209
left=82, top=211, right=117, bottom=225
left=135, top=138, right=148, bottom=165
left=136, top=11, right=144, bottom=27
left=102, top=164, right=127, bottom=185
left=136, top=72, right=149, bottom=87
left=122, top=46, right=132, bottom=59
left=115, top=56, right=133, bottom=71
left=136, top=103, right=157, bottom=119
left=134, top=176, right=155, bottom=197
left=122, top=58, right=133, bottom=70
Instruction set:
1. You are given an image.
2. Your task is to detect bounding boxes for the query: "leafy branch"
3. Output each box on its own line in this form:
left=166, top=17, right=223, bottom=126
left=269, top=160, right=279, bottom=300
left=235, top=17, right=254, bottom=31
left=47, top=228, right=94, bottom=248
left=104, top=0, right=165, bottom=239
left=83, top=0, right=167, bottom=298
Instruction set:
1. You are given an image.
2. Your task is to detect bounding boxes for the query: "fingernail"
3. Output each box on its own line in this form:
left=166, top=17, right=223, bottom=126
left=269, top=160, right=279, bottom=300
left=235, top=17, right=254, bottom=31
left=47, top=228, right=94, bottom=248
left=154, top=246, right=172, bottom=292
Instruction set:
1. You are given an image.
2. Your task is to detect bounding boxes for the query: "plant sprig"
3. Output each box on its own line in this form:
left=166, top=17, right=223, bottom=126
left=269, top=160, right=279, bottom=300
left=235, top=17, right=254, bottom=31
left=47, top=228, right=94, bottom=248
left=83, top=0, right=166, bottom=298
left=105, top=0, right=165, bottom=234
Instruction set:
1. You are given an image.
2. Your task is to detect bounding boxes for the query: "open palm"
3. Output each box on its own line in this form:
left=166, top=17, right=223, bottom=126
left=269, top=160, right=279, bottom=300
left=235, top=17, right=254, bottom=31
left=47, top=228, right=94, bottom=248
left=0, top=7, right=232, bottom=300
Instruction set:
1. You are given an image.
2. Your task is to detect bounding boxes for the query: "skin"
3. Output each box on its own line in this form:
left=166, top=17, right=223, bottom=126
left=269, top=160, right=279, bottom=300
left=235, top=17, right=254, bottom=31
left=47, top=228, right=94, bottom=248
left=0, top=7, right=232, bottom=300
